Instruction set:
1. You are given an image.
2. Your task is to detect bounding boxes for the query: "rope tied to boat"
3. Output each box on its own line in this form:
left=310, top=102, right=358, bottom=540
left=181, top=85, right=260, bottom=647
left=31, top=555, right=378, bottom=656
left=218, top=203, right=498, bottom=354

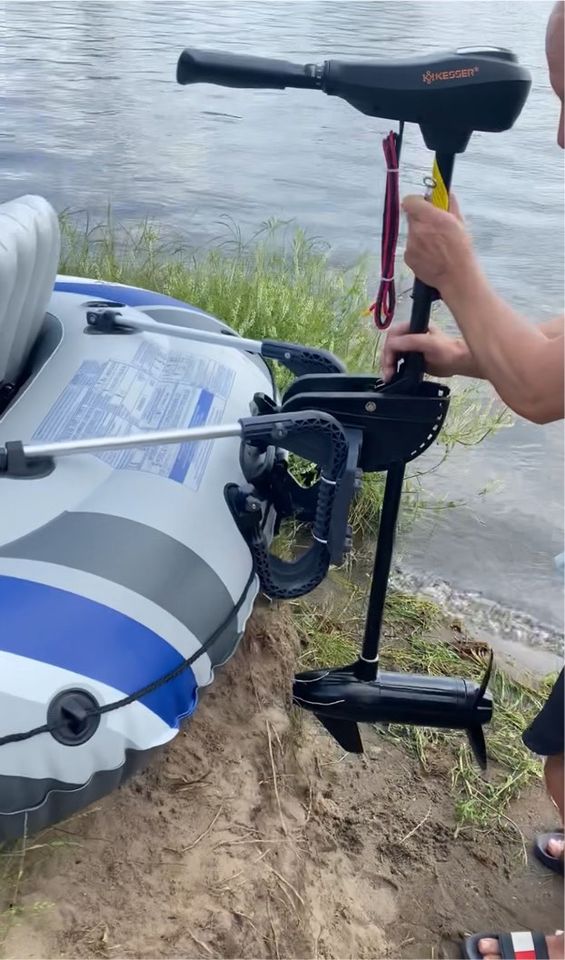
left=0, top=570, right=256, bottom=748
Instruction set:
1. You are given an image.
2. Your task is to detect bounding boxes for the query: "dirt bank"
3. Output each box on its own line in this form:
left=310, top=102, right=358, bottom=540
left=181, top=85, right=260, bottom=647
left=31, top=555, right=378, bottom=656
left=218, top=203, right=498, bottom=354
left=1, top=604, right=562, bottom=960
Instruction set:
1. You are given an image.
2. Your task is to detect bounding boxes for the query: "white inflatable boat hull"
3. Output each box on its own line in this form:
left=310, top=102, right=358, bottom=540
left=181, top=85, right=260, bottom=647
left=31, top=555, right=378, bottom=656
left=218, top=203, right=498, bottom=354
left=0, top=272, right=274, bottom=840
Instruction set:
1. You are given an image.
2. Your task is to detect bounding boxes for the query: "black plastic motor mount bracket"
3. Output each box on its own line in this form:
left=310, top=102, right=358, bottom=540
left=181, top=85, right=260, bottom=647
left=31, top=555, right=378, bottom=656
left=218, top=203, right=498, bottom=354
left=239, top=410, right=348, bottom=476
left=242, top=371, right=451, bottom=571
left=280, top=373, right=451, bottom=472
left=236, top=424, right=363, bottom=567
left=233, top=410, right=350, bottom=598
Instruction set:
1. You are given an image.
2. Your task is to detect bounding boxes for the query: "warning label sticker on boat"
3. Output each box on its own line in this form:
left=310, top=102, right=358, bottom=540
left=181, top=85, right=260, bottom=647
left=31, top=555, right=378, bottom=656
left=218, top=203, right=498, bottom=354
left=32, top=341, right=235, bottom=489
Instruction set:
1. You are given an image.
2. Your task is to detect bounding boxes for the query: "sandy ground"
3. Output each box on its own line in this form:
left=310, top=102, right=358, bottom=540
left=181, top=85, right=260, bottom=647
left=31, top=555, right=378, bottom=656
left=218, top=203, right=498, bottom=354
left=1, top=604, right=563, bottom=960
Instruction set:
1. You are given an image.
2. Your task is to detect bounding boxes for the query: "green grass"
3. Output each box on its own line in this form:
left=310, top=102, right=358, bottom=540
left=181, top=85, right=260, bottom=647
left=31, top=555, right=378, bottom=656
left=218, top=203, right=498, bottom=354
left=59, top=214, right=373, bottom=375
left=59, top=213, right=510, bottom=536
left=295, top=590, right=553, bottom=835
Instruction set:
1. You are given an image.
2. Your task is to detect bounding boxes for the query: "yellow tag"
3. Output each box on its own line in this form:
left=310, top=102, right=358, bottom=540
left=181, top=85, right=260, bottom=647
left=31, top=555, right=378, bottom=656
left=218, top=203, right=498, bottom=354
left=430, top=158, right=449, bottom=210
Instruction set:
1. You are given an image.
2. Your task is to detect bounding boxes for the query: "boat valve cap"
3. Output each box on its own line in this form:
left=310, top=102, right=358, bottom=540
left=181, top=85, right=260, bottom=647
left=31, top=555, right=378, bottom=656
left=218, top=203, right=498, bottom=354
left=47, top=689, right=101, bottom=746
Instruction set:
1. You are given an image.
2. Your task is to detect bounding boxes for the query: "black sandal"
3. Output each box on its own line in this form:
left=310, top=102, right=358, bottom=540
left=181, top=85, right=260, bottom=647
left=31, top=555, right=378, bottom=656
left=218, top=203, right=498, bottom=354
left=463, top=931, right=549, bottom=959
left=533, top=830, right=564, bottom=876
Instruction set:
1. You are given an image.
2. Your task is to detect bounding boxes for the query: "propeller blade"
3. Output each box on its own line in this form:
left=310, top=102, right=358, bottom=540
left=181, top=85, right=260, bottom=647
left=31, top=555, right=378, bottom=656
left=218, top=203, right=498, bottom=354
left=315, top=714, right=364, bottom=753
left=466, top=725, right=488, bottom=770
left=478, top=650, right=494, bottom=698
left=468, top=649, right=494, bottom=712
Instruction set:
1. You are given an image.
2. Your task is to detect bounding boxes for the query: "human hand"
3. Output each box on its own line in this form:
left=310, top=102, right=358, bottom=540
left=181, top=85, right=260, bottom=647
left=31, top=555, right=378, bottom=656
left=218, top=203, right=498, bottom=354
left=402, top=193, right=480, bottom=297
left=381, top=320, right=476, bottom=382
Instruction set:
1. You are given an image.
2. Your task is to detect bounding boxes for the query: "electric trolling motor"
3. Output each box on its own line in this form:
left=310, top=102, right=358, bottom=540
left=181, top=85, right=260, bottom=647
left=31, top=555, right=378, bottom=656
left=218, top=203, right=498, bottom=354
left=176, top=45, right=531, bottom=770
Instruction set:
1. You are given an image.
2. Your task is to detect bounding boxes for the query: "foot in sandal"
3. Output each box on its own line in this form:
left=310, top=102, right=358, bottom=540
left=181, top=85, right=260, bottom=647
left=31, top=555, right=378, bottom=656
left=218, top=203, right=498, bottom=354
left=463, top=930, right=564, bottom=960
left=534, top=832, right=565, bottom=876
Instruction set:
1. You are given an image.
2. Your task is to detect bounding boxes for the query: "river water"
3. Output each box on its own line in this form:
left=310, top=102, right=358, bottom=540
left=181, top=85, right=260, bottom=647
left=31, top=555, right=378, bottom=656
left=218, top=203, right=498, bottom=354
left=1, top=1, right=563, bottom=667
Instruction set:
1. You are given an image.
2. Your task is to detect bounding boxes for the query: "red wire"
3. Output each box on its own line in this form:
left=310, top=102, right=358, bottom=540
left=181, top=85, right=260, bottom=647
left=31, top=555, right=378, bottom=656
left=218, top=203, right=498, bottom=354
left=370, top=130, right=401, bottom=330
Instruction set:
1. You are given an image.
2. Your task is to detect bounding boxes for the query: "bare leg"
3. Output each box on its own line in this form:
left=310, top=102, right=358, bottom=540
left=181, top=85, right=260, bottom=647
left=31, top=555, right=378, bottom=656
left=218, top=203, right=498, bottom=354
left=545, top=753, right=564, bottom=861
left=545, top=752, right=564, bottom=822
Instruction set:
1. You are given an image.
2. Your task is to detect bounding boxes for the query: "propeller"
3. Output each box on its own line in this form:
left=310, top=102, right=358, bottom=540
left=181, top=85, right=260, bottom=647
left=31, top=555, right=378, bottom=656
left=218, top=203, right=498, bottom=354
left=293, top=652, right=495, bottom=770
left=465, top=650, right=494, bottom=770
left=316, top=715, right=363, bottom=753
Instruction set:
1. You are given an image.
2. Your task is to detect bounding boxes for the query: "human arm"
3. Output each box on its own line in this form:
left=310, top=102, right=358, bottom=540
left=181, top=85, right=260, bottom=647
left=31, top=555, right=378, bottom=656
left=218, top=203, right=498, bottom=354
left=390, top=195, right=564, bottom=423
left=382, top=313, right=564, bottom=385
left=381, top=321, right=482, bottom=382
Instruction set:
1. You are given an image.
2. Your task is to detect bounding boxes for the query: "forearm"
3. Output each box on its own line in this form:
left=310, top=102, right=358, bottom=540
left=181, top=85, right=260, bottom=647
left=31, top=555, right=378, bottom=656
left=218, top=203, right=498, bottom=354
left=450, top=338, right=486, bottom=379
left=448, top=303, right=563, bottom=381
left=442, top=268, right=564, bottom=423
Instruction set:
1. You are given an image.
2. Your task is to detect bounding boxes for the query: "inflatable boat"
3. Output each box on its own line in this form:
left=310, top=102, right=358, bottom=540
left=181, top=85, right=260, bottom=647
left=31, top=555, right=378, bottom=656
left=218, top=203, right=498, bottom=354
left=0, top=45, right=531, bottom=841
left=0, top=193, right=362, bottom=839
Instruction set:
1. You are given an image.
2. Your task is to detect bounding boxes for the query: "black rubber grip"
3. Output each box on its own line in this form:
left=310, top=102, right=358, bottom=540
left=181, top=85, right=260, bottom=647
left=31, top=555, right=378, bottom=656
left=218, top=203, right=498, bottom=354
left=261, top=340, right=345, bottom=376
left=177, top=49, right=319, bottom=90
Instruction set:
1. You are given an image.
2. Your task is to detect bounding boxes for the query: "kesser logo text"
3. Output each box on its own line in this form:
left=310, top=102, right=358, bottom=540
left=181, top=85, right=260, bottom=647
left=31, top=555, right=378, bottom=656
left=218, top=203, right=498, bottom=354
left=422, top=66, right=480, bottom=85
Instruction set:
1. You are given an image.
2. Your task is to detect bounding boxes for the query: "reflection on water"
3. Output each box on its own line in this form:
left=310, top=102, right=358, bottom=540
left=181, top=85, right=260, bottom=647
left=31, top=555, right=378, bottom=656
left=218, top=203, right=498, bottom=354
left=1, top=1, right=563, bottom=638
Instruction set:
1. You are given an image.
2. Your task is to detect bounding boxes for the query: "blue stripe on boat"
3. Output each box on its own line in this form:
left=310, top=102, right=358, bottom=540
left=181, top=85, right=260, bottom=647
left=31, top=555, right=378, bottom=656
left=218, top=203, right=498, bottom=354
left=54, top=279, right=206, bottom=311
left=0, top=575, right=198, bottom=727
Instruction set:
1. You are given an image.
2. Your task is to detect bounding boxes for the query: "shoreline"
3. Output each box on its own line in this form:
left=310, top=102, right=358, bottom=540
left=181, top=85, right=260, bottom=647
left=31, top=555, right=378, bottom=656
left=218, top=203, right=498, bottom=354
left=393, top=566, right=564, bottom=679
